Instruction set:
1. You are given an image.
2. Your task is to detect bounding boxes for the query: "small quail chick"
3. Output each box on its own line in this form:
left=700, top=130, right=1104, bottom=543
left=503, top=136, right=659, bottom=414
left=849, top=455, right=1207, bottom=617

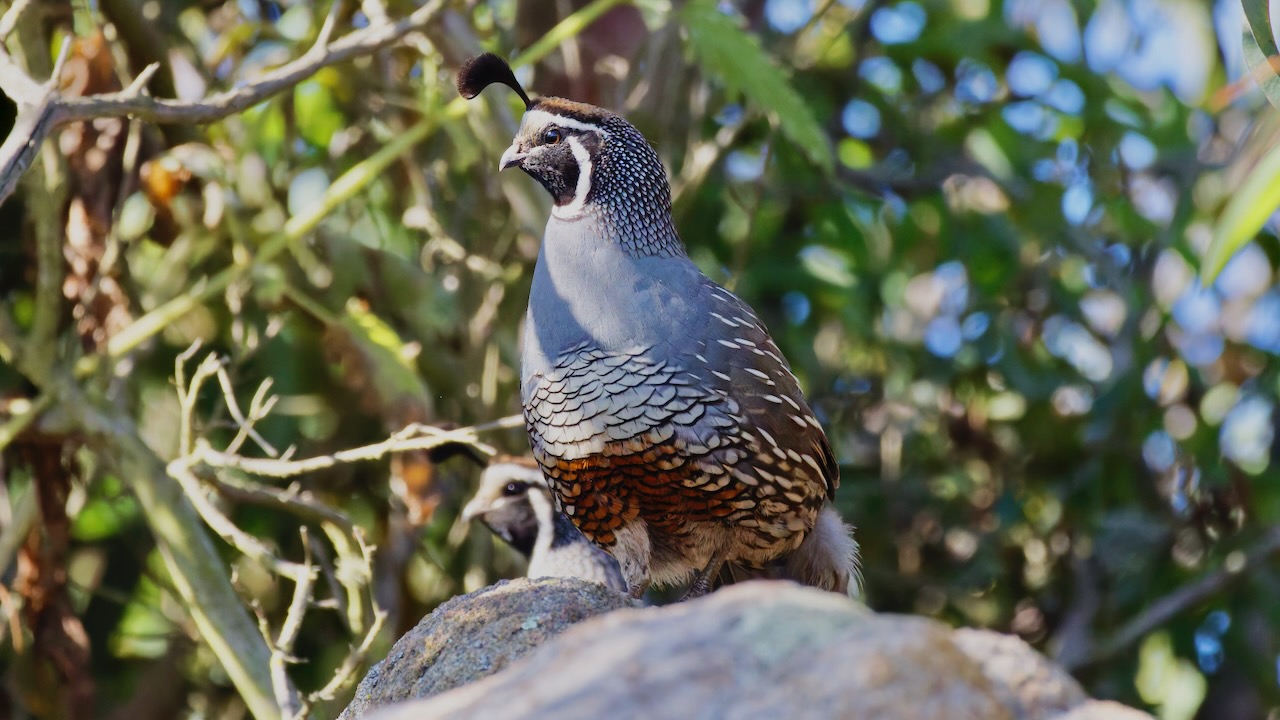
left=462, top=456, right=627, bottom=593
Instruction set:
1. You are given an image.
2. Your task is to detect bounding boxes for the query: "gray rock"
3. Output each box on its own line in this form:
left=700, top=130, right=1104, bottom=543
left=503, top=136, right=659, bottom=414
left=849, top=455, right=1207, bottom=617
left=339, top=577, right=635, bottom=719
left=1052, top=701, right=1158, bottom=720
left=951, top=628, right=1088, bottom=720
left=348, top=579, right=1154, bottom=720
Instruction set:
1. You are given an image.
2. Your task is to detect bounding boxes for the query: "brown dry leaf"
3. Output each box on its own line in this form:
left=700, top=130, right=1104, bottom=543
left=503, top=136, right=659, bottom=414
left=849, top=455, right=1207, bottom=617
left=13, top=439, right=94, bottom=719
left=57, top=30, right=143, bottom=351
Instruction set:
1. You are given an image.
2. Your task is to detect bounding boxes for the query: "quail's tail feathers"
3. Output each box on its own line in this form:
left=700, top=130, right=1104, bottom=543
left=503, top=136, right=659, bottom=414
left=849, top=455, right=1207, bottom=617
left=782, top=506, right=862, bottom=598
left=723, top=507, right=861, bottom=598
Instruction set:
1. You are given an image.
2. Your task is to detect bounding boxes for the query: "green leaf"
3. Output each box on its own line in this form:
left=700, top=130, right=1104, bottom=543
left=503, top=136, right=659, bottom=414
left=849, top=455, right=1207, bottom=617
left=1204, top=139, right=1280, bottom=282
left=682, top=0, right=833, bottom=173
left=72, top=476, right=140, bottom=541
left=324, top=299, right=431, bottom=423
left=1242, top=0, right=1280, bottom=111
left=295, top=79, right=344, bottom=149
left=1203, top=0, right=1280, bottom=281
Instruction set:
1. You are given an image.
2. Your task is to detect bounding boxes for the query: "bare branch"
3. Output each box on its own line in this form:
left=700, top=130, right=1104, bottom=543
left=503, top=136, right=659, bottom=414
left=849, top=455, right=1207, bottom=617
left=315, top=0, right=343, bottom=51
left=122, top=62, right=161, bottom=97
left=0, top=0, right=447, bottom=207
left=56, top=0, right=445, bottom=125
left=164, top=348, right=516, bottom=711
left=0, top=0, right=33, bottom=43
left=0, top=89, right=57, bottom=202
left=309, top=607, right=388, bottom=705
left=174, top=340, right=205, bottom=456
left=1071, top=525, right=1280, bottom=669
left=273, top=529, right=315, bottom=718
left=194, top=416, right=523, bottom=479
left=169, top=461, right=311, bottom=580
left=307, top=530, right=387, bottom=706
left=48, top=36, right=71, bottom=88
left=170, top=352, right=309, bottom=580
left=216, top=368, right=279, bottom=457
left=0, top=25, right=69, bottom=204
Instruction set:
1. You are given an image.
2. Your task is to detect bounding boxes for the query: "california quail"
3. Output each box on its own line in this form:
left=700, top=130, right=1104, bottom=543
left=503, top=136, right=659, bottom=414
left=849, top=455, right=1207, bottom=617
left=459, top=54, right=860, bottom=599
left=462, top=455, right=627, bottom=593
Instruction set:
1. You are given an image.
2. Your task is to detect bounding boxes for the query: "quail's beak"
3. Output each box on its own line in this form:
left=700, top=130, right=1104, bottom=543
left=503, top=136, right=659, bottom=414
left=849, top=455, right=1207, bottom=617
left=499, top=144, right=527, bottom=171
left=460, top=497, right=489, bottom=523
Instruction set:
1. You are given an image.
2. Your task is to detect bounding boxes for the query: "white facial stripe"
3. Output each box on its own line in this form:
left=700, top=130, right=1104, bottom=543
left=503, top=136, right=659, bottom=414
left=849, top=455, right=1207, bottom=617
left=524, top=485, right=556, bottom=562
left=522, top=109, right=610, bottom=136
left=552, top=136, right=593, bottom=219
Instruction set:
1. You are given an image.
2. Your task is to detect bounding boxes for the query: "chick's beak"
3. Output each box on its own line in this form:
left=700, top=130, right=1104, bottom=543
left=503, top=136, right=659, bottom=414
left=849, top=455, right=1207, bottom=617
left=460, top=497, right=488, bottom=523
left=499, top=144, right=527, bottom=171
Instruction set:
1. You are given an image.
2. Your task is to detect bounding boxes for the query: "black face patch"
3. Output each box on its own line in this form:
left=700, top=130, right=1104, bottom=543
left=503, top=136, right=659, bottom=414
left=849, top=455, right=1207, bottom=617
left=519, top=130, right=604, bottom=207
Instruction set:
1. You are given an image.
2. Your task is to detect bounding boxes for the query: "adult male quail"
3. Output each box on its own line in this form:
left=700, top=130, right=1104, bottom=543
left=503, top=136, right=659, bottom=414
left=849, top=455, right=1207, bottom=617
left=462, top=455, right=627, bottom=593
left=458, top=54, right=860, bottom=599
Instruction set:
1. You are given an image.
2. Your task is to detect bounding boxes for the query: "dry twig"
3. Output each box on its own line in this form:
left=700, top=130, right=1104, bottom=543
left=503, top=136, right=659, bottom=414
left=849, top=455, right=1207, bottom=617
left=1067, top=525, right=1280, bottom=669
left=166, top=346, right=514, bottom=714
left=0, top=0, right=447, bottom=206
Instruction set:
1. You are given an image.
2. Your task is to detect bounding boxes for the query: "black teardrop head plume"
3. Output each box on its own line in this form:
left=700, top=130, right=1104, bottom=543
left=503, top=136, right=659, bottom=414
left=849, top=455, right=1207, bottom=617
left=457, top=53, right=532, bottom=109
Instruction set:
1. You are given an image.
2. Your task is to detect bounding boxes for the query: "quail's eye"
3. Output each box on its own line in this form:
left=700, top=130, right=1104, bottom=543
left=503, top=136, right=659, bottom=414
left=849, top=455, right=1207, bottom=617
left=542, top=127, right=563, bottom=145
left=502, top=482, right=524, bottom=496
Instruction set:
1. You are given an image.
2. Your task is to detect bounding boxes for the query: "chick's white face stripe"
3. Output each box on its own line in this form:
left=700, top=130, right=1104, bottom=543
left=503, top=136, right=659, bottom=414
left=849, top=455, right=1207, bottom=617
left=524, top=484, right=557, bottom=561
left=552, top=135, right=593, bottom=219
left=522, top=109, right=610, bottom=136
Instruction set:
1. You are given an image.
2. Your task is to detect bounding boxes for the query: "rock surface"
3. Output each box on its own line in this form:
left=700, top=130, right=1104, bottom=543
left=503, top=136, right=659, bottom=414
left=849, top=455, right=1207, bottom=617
left=345, top=579, right=1153, bottom=720
left=339, top=578, right=636, bottom=720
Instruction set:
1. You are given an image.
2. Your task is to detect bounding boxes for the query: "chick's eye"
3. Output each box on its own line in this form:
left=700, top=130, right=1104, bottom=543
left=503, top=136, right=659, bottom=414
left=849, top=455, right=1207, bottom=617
left=502, top=482, right=524, bottom=496
left=542, top=127, right=562, bottom=145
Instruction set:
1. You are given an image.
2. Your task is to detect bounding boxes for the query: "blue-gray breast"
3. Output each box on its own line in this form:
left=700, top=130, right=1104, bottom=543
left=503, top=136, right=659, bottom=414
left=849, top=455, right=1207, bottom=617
left=458, top=54, right=860, bottom=600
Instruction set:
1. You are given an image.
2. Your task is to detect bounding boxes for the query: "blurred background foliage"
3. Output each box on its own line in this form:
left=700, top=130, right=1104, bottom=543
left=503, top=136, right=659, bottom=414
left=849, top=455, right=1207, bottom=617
left=1, top=0, right=1279, bottom=718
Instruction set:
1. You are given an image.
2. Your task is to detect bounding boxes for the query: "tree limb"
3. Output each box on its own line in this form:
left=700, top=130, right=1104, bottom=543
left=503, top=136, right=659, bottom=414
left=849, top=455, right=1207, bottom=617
left=44, top=373, right=286, bottom=720
left=1069, top=525, right=1280, bottom=669
left=0, top=0, right=447, bottom=207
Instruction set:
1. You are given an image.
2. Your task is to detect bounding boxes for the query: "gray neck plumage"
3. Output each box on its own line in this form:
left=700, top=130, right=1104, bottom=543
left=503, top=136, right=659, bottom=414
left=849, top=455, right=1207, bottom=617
left=558, top=122, right=685, bottom=258
left=527, top=215, right=692, bottom=358
left=550, top=205, right=684, bottom=259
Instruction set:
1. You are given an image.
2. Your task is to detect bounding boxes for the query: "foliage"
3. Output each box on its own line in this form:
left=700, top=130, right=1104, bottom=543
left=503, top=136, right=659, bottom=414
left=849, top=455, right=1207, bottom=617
left=1, top=0, right=1279, bottom=718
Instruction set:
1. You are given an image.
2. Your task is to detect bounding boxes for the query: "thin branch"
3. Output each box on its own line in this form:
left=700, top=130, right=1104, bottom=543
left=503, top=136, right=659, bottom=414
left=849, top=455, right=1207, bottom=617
left=1072, top=525, right=1280, bottom=669
left=0, top=0, right=447, bottom=207
left=170, top=351, right=309, bottom=580
left=193, top=416, right=524, bottom=479
left=174, top=340, right=205, bottom=456
left=122, top=62, right=161, bottom=96
left=308, top=609, right=388, bottom=705
left=216, top=368, right=279, bottom=457
left=209, top=473, right=359, bottom=535
left=0, top=0, right=33, bottom=43
left=306, top=530, right=386, bottom=706
left=168, top=461, right=311, bottom=580
left=57, top=0, right=444, bottom=125
left=272, top=529, right=314, bottom=718
left=49, top=35, right=71, bottom=87
left=165, top=348, right=520, bottom=711
left=0, top=393, right=52, bottom=453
